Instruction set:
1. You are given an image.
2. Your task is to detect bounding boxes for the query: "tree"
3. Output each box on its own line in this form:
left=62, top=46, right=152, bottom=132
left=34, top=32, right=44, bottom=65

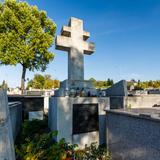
left=107, top=78, right=114, bottom=86
left=53, top=79, right=60, bottom=89
left=27, top=74, right=45, bottom=89
left=0, top=0, right=56, bottom=94
left=27, top=74, right=60, bottom=89
left=44, top=74, right=54, bottom=89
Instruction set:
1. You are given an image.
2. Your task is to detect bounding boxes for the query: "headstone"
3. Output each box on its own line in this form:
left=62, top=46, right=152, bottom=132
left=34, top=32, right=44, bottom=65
left=105, top=80, right=128, bottom=96
left=0, top=90, right=15, bottom=160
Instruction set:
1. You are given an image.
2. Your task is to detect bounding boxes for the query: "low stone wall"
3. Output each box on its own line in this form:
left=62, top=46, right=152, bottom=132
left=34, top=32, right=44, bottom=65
left=125, top=95, right=160, bottom=108
left=106, top=110, right=160, bottom=160
left=111, top=95, right=160, bottom=109
left=9, top=102, right=22, bottom=141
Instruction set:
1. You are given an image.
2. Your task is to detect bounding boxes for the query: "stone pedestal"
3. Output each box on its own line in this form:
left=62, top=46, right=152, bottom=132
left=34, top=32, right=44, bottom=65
left=49, top=97, right=109, bottom=148
left=55, top=79, right=97, bottom=97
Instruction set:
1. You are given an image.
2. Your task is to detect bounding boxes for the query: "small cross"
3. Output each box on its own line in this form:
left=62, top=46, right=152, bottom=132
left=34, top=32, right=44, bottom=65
left=55, top=17, right=95, bottom=81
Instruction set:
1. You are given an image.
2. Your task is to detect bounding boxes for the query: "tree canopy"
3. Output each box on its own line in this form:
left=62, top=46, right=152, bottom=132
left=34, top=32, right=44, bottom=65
left=27, top=74, right=60, bottom=89
left=127, top=79, right=160, bottom=90
left=0, top=0, right=56, bottom=93
left=89, top=78, right=114, bottom=89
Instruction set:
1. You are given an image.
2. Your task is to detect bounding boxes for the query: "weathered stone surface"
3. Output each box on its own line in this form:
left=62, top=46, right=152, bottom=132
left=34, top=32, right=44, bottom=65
left=105, top=80, right=128, bottom=96
left=0, top=90, right=15, bottom=160
left=106, top=109, right=160, bottom=160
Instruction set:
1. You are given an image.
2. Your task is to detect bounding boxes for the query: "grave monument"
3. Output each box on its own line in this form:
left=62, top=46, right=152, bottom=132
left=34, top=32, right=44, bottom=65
left=49, top=17, right=110, bottom=148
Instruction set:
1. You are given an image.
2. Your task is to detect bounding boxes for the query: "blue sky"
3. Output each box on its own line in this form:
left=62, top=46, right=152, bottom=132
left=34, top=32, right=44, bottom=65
left=1, top=0, right=160, bottom=87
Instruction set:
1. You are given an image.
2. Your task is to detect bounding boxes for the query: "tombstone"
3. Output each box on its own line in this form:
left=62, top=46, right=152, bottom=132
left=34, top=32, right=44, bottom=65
left=49, top=17, right=110, bottom=148
left=0, top=90, right=15, bottom=160
left=105, top=80, right=128, bottom=97
left=105, top=80, right=128, bottom=109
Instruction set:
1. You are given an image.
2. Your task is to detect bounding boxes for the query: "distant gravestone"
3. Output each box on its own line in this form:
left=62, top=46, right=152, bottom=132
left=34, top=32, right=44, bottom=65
left=0, top=90, right=15, bottom=160
left=105, top=80, right=128, bottom=96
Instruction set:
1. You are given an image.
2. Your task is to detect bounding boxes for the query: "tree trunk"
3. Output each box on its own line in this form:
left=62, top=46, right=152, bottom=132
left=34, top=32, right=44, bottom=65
left=21, top=66, right=26, bottom=95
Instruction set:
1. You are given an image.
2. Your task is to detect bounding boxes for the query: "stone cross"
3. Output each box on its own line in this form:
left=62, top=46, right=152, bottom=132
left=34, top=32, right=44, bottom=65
left=56, top=17, right=95, bottom=81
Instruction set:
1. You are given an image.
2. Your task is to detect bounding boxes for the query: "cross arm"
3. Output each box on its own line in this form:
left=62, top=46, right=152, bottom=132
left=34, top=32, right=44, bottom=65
left=55, top=35, right=72, bottom=51
left=83, top=42, right=95, bottom=55
left=61, top=26, right=71, bottom=37
left=83, top=31, right=90, bottom=40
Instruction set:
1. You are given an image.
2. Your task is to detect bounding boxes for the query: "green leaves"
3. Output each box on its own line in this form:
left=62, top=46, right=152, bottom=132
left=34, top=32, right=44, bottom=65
left=16, top=119, right=112, bottom=160
left=27, top=74, right=60, bottom=89
left=0, top=0, right=56, bottom=91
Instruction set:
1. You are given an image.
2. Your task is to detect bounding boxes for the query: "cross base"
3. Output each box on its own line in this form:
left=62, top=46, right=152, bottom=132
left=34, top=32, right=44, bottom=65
left=55, top=79, right=97, bottom=97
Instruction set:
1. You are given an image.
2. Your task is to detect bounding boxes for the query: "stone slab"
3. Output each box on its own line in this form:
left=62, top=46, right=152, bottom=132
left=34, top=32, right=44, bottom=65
left=106, top=109, right=160, bottom=160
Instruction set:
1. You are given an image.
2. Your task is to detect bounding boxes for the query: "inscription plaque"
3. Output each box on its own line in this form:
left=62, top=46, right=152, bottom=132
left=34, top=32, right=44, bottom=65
left=73, top=104, right=99, bottom=134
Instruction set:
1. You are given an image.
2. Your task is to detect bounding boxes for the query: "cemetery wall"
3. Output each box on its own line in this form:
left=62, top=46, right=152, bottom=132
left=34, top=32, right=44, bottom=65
left=106, top=110, right=160, bottom=160
left=125, top=95, right=160, bottom=108
left=8, top=96, right=44, bottom=119
left=9, top=102, right=22, bottom=141
left=111, top=95, right=160, bottom=109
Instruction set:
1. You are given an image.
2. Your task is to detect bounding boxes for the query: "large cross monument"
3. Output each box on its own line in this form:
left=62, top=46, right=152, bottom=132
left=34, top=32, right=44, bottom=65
left=49, top=17, right=109, bottom=148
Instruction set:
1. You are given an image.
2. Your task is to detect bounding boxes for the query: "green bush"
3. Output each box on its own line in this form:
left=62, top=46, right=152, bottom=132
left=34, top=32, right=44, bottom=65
left=16, top=119, right=111, bottom=160
left=74, top=143, right=111, bottom=160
